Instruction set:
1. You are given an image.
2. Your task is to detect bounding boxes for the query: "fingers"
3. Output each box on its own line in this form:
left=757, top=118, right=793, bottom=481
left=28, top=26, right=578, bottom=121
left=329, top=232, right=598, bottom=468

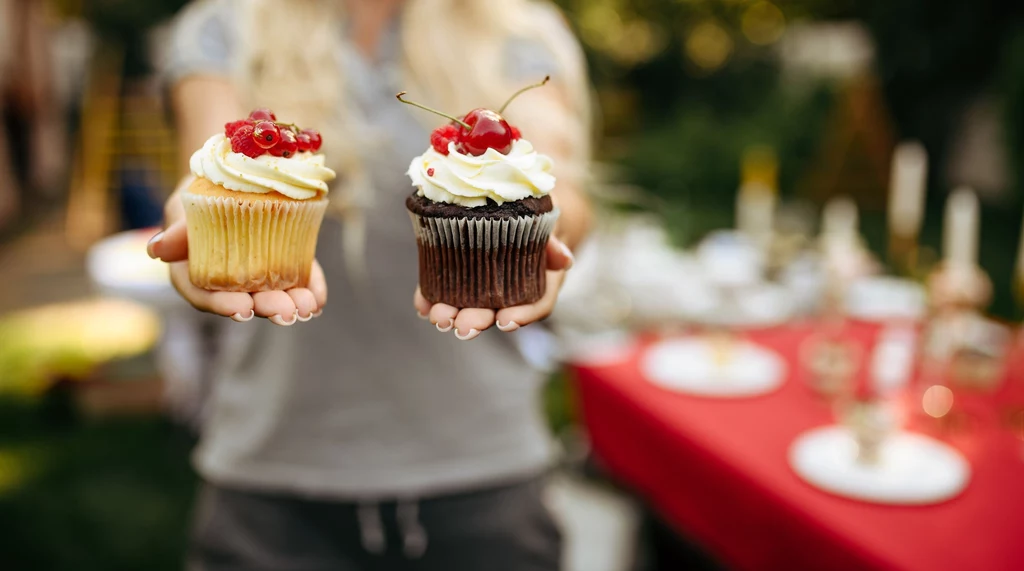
left=429, top=303, right=459, bottom=333
left=545, top=236, right=575, bottom=271
left=252, top=290, right=299, bottom=326
left=169, top=262, right=255, bottom=319
left=453, top=308, right=496, bottom=341
left=413, top=288, right=432, bottom=319
left=308, top=260, right=328, bottom=311
left=495, top=270, right=565, bottom=329
left=287, top=288, right=318, bottom=321
left=147, top=220, right=188, bottom=262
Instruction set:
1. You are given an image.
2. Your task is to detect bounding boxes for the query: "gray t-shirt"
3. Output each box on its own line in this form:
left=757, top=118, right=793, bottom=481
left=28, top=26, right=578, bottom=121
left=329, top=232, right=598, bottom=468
left=165, top=0, right=566, bottom=499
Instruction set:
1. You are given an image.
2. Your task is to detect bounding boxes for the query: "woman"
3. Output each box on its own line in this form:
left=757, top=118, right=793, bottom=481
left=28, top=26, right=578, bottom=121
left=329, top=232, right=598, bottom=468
left=149, top=0, right=592, bottom=569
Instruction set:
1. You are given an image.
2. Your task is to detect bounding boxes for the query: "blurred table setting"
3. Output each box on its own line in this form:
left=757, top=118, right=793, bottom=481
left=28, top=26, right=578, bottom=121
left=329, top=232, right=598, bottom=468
left=554, top=142, right=1024, bottom=570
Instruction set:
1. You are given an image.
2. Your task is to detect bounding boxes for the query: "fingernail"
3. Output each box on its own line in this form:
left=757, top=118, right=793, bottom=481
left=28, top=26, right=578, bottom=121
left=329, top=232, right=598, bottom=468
left=297, top=311, right=314, bottom=323
left=146, top=231, right=163, bottom=259
left=312, top=309, right=323, bottom=318
left=270, top=311, right=299, bottom=326
left=558, top=240, right=575, bottom=270
left=496, top=320, right=520, bottom=332
left=231, top=310, right=255, bottom=323
left=454, top=328, right=480, bottom=341
left=417, top=310, right=430, bottom=320
left=436, top=320, right=453, bottom=333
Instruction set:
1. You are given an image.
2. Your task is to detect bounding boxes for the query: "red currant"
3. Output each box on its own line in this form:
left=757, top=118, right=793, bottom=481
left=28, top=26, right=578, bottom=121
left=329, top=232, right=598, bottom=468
left=249, top=108, right=276, bottom=121
left=230, top=124, right=264, bottom=158
left=269, top=128, right=298, bottom=158
left=510, top=126, right=522, bottom=140
left=427, top=167, right=435, bottom=177
left=458, top=108, right=513, bottom=156
left=429, top=124, right=461, bottom=155
left=301, top=129, right=322, bottom=152
left=252, top=121, right=280, bottom=149
left=295, top=132, right=313, bottom=153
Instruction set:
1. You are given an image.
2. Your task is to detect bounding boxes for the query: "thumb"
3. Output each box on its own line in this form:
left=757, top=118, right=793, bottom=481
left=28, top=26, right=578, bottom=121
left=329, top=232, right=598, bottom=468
left=147, top=219, right=188, bottom=262
left=545, top=236, right=575, bottom=271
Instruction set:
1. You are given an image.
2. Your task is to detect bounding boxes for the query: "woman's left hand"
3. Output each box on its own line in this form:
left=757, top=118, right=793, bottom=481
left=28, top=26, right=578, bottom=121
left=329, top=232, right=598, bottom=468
left=413, top=236, right=575, bottom=341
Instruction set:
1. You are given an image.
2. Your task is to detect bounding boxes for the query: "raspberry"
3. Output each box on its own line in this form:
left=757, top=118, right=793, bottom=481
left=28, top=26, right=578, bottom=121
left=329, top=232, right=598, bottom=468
left=225, top=119, right=253, bottom=137
left=269, top=128, right=298, bottom=158
left=230, top=124, right=264, bottom=158
left=252, top=121, right=280, bottom=149
left=249, top=108, right=276, bottom=121
left=510, top=126, right=522, bottom=140
left=301, top=129, right=322, bottom=152
left=430, top=125, right=461, bottom=155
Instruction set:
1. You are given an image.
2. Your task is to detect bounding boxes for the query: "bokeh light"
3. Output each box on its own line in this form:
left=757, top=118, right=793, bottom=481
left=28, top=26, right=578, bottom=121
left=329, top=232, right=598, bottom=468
left=579, top=3, right=667, bottom=67
left=742, top=1, right=786, bottom=46
left=685, top=20, right=734, bottom=72
left=922, top=385, right=955, bottom=418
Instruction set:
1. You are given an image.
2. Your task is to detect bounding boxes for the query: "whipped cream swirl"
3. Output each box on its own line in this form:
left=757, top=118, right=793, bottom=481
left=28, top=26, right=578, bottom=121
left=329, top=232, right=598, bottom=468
left=407, top=138, right=555, bottom=208
left=190, top=134, right=336, bottom=200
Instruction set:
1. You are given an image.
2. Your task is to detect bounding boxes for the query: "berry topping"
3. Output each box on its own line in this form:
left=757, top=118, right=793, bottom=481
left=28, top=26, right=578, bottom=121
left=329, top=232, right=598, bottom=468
left=459, top=108, right=514, bottom=156
left=430, top=124, right=461, bottom=155
left=396, top=76, right=548, bottom=157
left=252, top=121, right=280, bottom=149
left=427, top=167, right=435, bottom=177
left=269, top=128, right=298, bottom=158
left=223, top=109, right=324, bottom=158
left=230, top=124, right=263, bottom=158
left=295, top=132, right=312, bottom=153
left=301, top=129, right=323, bottom=152
left=249, top=108, right=276, bottom=121
left=225, top=119, right=253, bottom=137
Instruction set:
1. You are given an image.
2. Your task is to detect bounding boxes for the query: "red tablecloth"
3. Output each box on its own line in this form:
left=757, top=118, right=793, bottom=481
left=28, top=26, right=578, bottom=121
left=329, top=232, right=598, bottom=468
left=572, top=323, right=1024, bottom=571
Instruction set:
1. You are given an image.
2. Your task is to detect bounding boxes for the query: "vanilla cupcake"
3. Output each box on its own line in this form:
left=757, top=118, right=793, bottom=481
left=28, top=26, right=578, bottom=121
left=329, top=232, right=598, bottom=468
left=182, top=108, right=335, bottom=292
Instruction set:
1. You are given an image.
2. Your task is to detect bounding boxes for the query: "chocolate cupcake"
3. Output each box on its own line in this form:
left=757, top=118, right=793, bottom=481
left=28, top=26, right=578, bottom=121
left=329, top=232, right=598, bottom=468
left=399, top=80, right=559, bottom=309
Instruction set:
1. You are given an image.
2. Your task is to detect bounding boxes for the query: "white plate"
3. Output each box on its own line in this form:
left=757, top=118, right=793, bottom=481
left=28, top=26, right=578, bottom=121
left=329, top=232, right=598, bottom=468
left=789, top=426, right=970, bottom=505
left=86, top=228, right=182, bottom=308
left=641, top=337, right=786, bottom=397
left=844, top=276, right=926, bottom=322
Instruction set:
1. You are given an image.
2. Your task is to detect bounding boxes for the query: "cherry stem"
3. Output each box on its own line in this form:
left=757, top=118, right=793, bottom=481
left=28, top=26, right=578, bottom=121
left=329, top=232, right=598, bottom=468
left=498, top=75, right=551, bottom=114
left=396, top=92, right=471, bottom=130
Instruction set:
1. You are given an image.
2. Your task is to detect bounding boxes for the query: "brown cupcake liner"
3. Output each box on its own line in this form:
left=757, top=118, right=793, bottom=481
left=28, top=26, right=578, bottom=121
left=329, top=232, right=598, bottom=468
left=409, top=209, right=560, bottom=309
left=182, top=191, right=328, bottom=292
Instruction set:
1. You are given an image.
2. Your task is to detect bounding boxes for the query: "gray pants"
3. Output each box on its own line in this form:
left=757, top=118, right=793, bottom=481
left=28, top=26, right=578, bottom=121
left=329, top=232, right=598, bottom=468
left=187, top=476, right=563, bottom=571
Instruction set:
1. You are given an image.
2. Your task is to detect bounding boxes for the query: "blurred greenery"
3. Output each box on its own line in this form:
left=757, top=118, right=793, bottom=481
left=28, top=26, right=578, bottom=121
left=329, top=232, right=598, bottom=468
left=0, top=398, right=196, bottom=571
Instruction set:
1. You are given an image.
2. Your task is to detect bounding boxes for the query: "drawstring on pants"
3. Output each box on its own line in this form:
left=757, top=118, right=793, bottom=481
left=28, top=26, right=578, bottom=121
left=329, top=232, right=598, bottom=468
left=397, top=499, right=428, bottom=559
left=357, top=502, right=386, bottom=554
left=356, top=499, right=429, bottom=559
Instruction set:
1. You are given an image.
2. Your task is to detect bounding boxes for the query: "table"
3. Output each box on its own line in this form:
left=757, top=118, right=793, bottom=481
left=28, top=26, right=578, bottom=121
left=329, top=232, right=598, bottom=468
left=571, top=323, right=1024, bottom=571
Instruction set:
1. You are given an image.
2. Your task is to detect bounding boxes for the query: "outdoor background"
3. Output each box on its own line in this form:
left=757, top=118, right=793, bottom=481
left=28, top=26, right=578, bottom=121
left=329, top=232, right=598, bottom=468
left=2, top=0, right=1024, bottom=569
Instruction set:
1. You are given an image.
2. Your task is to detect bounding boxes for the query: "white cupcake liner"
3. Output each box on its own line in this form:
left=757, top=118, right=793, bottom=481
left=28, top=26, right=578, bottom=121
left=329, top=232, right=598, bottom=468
left=182, top=191, right=328, bottom=292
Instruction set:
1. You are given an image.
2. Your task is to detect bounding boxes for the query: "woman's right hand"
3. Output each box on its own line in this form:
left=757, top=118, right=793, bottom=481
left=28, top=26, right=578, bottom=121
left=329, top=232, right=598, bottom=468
left=147, top=176, right=328, bottom=325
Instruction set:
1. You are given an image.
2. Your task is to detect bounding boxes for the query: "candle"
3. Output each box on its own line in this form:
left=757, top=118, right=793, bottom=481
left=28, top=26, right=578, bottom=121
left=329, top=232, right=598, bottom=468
left=736, top=184, right=775, bottom=243
left=888, top=141, right=928, bottom=239
left=822, top=195, right=858, bottom=244
left=943, top=187, right=978, bottom=267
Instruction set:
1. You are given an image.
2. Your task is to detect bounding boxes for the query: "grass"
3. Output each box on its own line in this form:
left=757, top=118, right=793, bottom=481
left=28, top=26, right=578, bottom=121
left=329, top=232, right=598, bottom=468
left=0, top=396, right=197, bottom=571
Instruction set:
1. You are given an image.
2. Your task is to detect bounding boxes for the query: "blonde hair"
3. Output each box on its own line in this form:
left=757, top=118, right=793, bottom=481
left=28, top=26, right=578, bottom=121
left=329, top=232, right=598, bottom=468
left=237, top=0, right=591, bottom=193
